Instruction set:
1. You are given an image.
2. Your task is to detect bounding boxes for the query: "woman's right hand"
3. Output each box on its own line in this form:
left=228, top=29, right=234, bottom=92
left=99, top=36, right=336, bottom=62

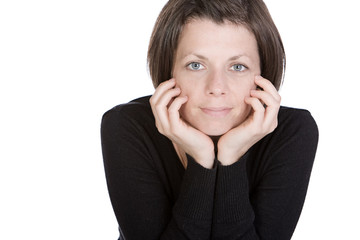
left=150, top=79, right=215, bottom=169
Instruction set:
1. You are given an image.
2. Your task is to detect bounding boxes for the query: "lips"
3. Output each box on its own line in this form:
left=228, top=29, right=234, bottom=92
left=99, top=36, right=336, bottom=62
left=200, top=107, right=232, bottom=117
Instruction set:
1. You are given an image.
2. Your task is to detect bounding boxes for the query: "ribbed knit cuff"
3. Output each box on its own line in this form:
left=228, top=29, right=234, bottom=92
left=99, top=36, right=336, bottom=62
left=213, top=152, right=254, bottom=223
left=173, top=155, right=217, bottom=221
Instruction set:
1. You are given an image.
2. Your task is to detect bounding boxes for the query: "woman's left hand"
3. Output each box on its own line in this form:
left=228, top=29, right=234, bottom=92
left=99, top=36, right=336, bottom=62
left=217, top=76, right=281, bottom=165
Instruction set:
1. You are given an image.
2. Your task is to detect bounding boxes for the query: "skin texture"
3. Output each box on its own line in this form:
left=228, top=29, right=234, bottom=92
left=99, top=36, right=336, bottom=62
left=173, top=19, right=260, bottom=136
left=150, top=18, right=281, bottom=168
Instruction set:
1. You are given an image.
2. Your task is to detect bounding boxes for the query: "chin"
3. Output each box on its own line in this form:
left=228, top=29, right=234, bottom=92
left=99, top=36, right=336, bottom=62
left=197, top=125, right=231, bottom=137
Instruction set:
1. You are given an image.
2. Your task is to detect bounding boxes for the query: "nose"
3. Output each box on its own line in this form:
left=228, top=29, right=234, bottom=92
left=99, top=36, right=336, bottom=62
left=206, top=70, right=228, bottom=96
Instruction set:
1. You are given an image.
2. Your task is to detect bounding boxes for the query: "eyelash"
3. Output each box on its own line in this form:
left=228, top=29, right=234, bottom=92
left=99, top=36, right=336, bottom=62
left=186, top=62, right=204, bottom=71
left=186, top=62, right=248, bottom=72
left=230, top=64, right=248, bottom=72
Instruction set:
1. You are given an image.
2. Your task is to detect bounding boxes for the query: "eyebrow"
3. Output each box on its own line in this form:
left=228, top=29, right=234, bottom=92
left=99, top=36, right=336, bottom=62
left=184, top=54, right=208, bottom=60
left=228, top=54, right=246, bottom=61
left=183, top=53, right=246, bottom=61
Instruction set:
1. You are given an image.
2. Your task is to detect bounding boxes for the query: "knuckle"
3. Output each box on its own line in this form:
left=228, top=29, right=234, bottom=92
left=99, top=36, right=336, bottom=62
left=168, top=107, right=177, bottom=115
left=156, top=125, right=164, bottom=135
left=158, top=128, right=165, bottom=135
left=154, top=104, right=163, bottom=112
left=276, top=95, right=282, bottom=103
left=149, top=96, right=155, bottom=105
left=158, top=81, right=166, bottom=87
left=269, top=126, right=276, bottom=133
left=272, top=121, right=278, bottom=131
left=259, top=106, right=266, bottom=113
left=155, top=122, right=161, bottom=130
left=157, top=125, right=169, bottom=136
left=268, top=120, right=278, bottom=133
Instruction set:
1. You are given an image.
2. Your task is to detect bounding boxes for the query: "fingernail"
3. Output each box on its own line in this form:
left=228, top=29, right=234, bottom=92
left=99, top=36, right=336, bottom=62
left=255, top=75, right=262, bottom=80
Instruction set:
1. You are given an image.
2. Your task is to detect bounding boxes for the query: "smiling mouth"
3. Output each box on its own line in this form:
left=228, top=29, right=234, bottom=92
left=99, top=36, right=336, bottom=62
left=200, top=107, right=232, bottom=117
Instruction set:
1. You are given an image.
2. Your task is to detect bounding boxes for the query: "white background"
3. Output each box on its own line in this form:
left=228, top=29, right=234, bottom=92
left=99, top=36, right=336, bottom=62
left=1, top=0, right=359, bottom=239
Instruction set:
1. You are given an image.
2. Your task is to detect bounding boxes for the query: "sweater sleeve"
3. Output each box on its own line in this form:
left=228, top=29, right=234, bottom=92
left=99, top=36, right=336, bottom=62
left=101, top=107, right=217, bottom=240
left=164, top=156, right=217, bottom=239
left=211, top=109, right=319, bottom=240
left=211, top=154, right=259, bottom=240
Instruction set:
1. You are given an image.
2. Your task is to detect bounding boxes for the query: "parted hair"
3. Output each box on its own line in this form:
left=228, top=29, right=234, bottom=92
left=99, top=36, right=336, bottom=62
left=147, top=0, right=285, bottom=90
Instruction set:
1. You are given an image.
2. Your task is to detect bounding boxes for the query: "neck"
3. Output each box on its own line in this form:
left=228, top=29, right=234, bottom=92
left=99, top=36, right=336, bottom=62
left=210, top=136, right=220, bottom=155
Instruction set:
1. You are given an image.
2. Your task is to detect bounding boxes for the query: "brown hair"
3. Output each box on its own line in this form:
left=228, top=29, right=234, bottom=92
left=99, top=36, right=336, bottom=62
left=147, top=0, right=285, bottom=90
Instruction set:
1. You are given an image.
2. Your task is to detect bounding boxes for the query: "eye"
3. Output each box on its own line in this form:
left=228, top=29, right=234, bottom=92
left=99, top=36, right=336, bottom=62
left=231, top=64, right=247, bottom=72
left=187, top=62, right=205, bottom=71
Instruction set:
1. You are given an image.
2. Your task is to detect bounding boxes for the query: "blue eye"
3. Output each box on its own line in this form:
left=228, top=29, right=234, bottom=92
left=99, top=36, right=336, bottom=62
left=187, top=62, right=204, bottom=70
left=231, top=64, right=247, bottom=72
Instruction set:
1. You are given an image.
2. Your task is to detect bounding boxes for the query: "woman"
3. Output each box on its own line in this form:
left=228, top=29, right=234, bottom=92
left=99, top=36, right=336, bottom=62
left=101, top=0, right=319, bottom=239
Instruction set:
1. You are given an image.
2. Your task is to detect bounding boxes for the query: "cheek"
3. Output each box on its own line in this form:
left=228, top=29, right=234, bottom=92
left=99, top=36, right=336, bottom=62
left=176, top=81, right=188, bottom=95
left=179, top=87, right=197, bottom=113
left=173, top=71, right=189, bottom=94
left=176, top=77, right=201, bottom=98
left=233, top=80, right=256, bottom=99
left=173, top=67, right=206, bottom=95
left=178, top=86, right=199, bottom=120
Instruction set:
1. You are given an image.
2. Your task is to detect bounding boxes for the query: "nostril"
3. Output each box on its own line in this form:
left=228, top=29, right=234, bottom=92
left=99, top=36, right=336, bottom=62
left=209, top=88, right=225, bottom=96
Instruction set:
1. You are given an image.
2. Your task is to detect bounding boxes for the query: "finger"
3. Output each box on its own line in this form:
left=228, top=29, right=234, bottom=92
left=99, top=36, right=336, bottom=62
left=168, top=96, right=188, bottom=131
left=250, top=89, right=278, bottom=108
left=149, top=78, right=176, bottom=104
left=154, top=87, right=181, bottom=111
left=152, top=87, right=181, bottom=132
left=149, top=79, right=178, bottom=132
left=250, top=89, right=279, bottom=130
left=244, top=96, right=265, bottom=125
left=253, top=76, right=281, bottom=127
left=264, top=98, right=280, bottom=131
left=254, top=76, right=281, bottom=102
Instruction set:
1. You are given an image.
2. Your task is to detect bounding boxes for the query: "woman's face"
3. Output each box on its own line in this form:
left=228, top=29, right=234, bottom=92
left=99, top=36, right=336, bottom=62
left=172, top=18, right=261, bottom=136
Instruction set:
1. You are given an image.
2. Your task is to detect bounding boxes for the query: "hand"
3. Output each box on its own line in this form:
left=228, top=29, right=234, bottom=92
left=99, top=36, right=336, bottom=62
left=217, top=76, right=281, bottom=165
left=149, top=79, right=215, bottom=169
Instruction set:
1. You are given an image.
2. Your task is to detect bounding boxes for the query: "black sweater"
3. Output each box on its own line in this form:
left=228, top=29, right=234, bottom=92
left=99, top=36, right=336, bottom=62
left=101, top=96, right=318, bottom=240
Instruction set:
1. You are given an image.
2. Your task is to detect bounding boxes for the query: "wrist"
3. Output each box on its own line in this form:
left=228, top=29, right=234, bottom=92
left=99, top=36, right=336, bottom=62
left=217, top=147, right=248, bottom=166
left=195, top=151, right=216, bottom=169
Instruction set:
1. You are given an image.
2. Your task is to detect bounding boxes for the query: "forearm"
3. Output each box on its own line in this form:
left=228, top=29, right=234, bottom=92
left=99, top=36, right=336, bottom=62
left=211, top=154, right=259, bottom=240
left=163, top=156, right=217, bottom=239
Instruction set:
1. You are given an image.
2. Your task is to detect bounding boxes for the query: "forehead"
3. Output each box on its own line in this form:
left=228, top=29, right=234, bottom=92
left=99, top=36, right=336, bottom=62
left=177, top=18, right=258, bottom=58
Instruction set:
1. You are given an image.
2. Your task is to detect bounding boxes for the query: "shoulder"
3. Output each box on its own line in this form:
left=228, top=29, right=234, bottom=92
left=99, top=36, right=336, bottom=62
left=273, top=106, right=319, bottom=154
left=102, top=95, right=152, bottom=120
left=278, top=106, right=318, bottom=137
left=101, top=95, right=156, bottom=139
left=102, top=96, right=153, bottom=127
